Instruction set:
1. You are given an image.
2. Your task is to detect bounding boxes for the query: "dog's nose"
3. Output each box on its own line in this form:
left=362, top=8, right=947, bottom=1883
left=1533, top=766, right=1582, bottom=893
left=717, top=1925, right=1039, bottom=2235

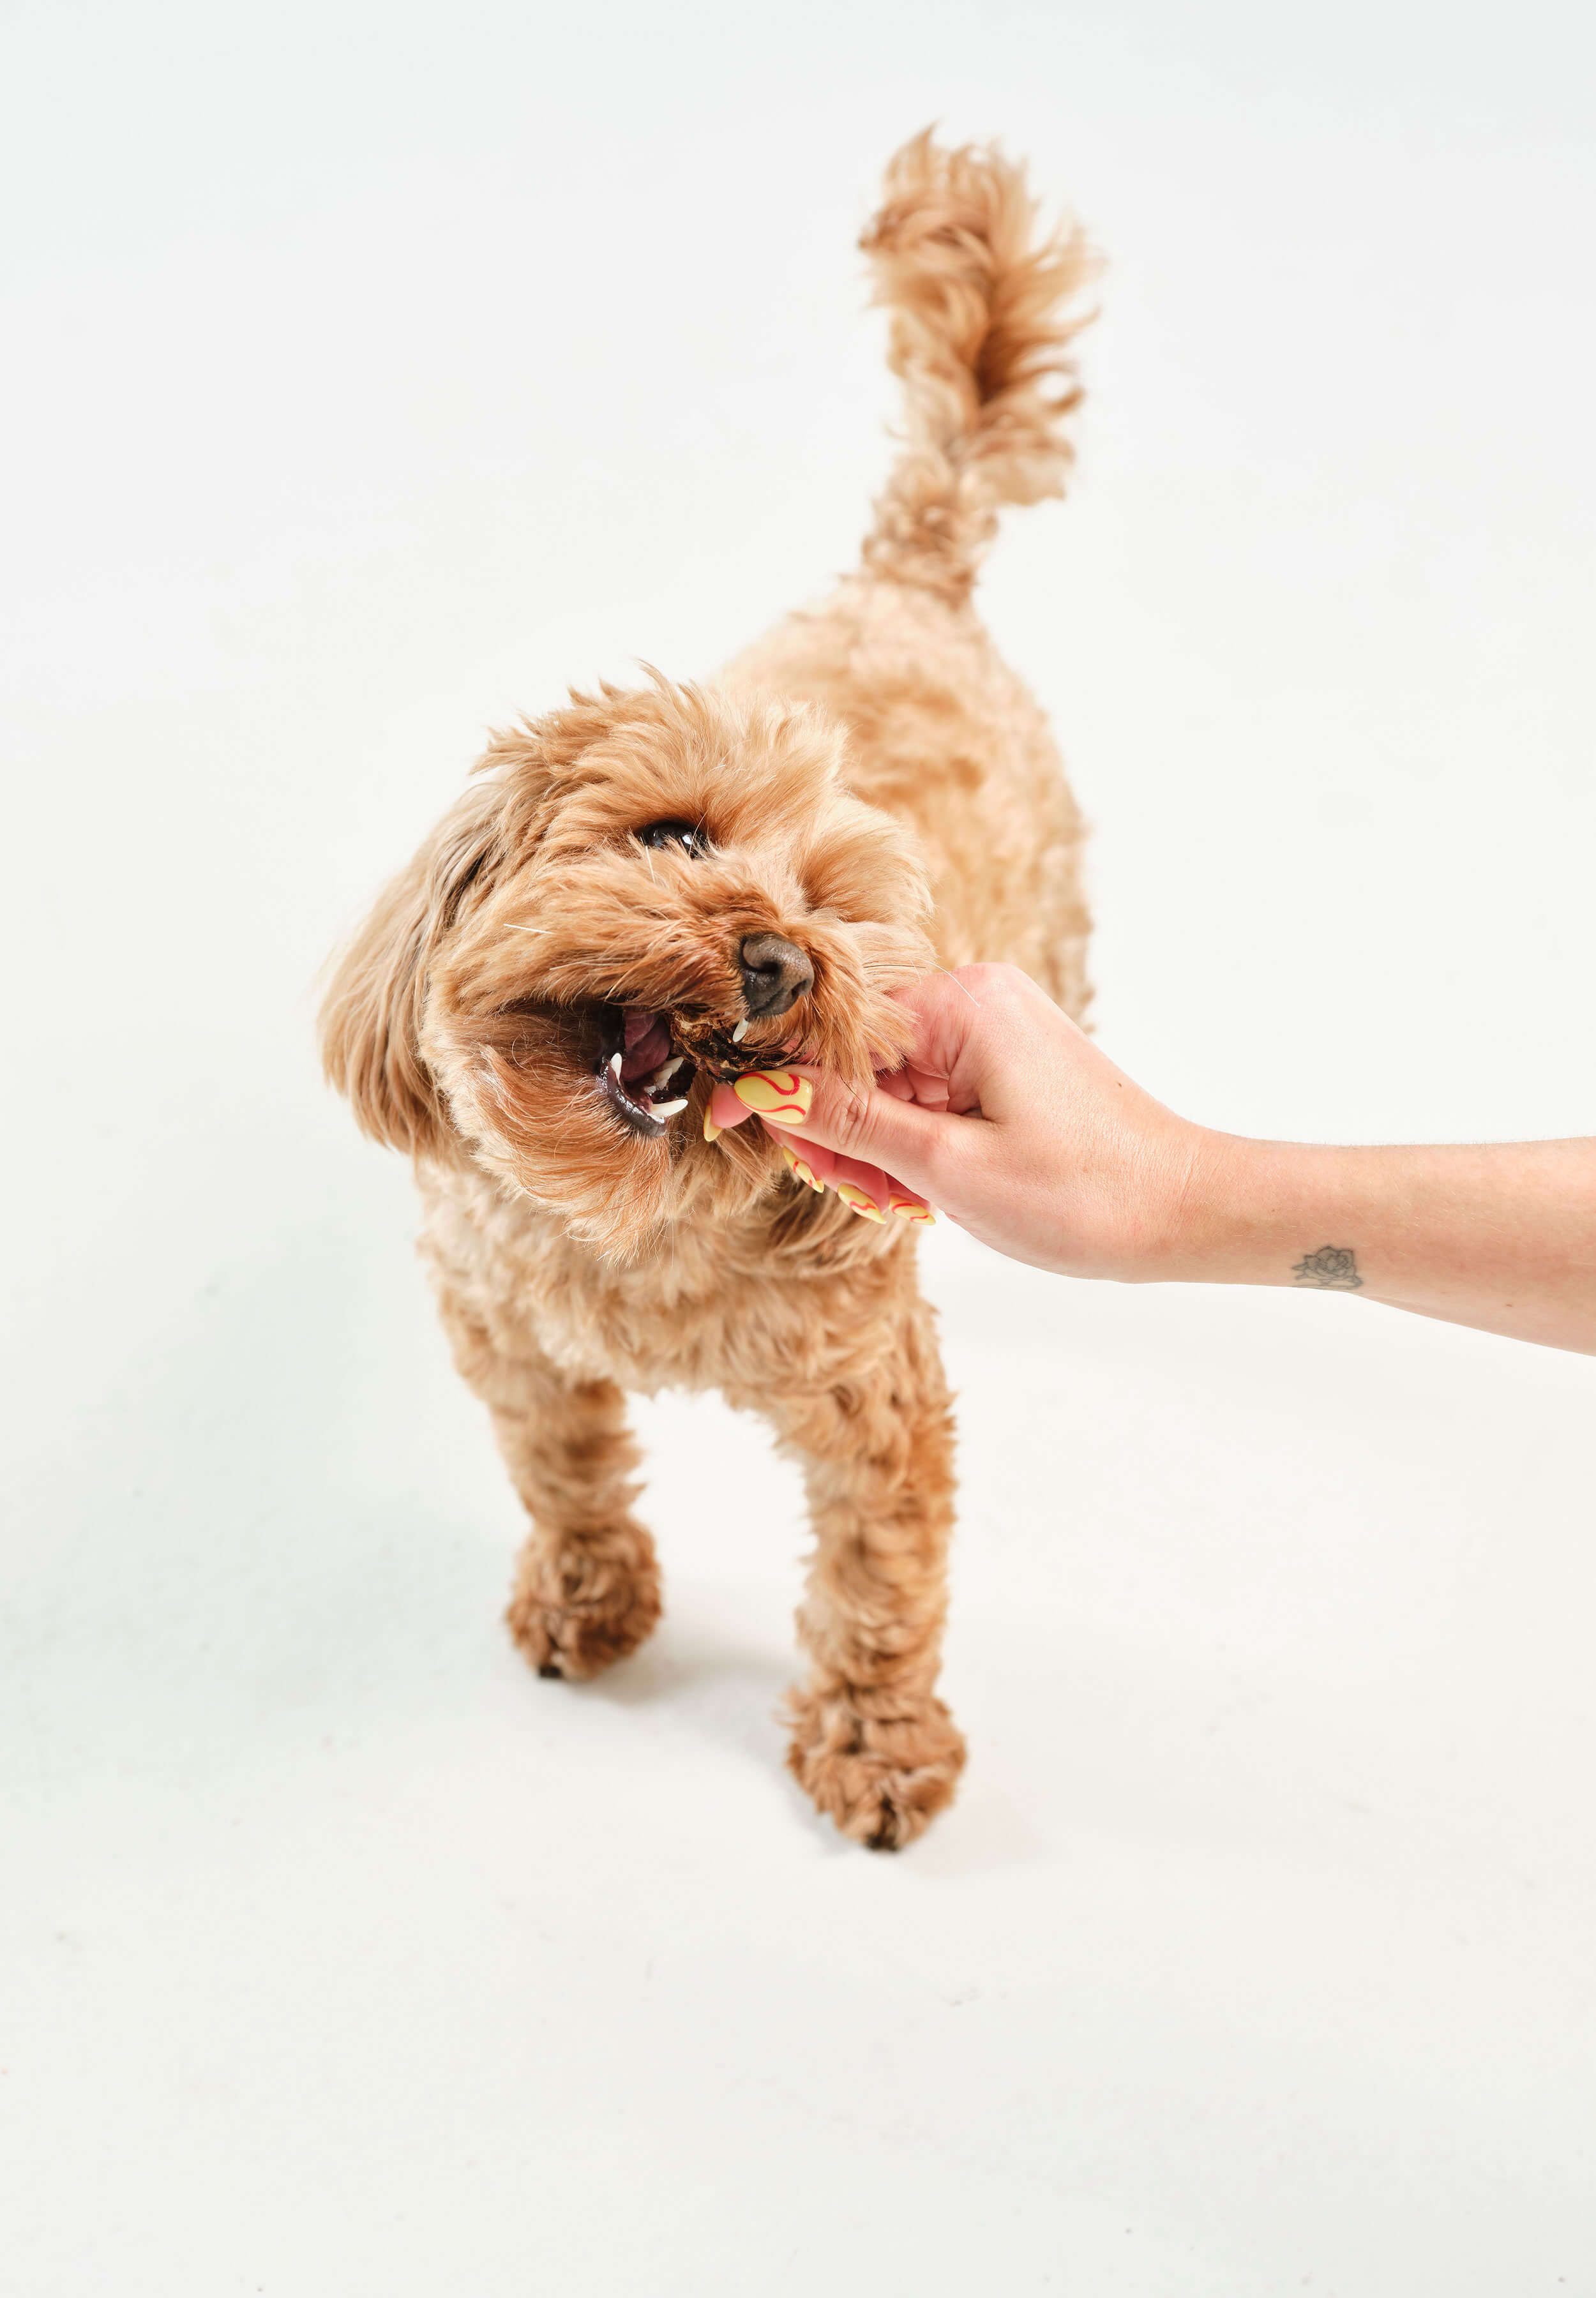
left=738, top=933, right=814, bottom=1019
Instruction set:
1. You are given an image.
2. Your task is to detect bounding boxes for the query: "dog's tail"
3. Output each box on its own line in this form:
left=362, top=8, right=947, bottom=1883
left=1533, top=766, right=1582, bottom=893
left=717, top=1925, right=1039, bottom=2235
left=859, top=131, right=1094, bottom=601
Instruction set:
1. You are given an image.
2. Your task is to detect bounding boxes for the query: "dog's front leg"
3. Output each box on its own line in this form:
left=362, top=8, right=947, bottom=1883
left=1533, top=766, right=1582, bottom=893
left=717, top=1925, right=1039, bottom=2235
left=764, top=1292, right=966, bottom=1850
left=497, top=1362, right=661, bottom=1682
left=433, top=1291, right=659, bottom=1679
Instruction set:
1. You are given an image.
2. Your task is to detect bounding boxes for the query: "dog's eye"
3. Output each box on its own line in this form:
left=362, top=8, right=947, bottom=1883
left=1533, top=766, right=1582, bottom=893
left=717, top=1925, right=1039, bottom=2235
left=636, top=820, right=707, bottom=857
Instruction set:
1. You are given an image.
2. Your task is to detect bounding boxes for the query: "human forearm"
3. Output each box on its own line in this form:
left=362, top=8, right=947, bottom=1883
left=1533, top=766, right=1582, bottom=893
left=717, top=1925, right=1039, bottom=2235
left=707, top=966, right=1596, bottom=1356
left=1142, top=1133, right=1596, bottom=1353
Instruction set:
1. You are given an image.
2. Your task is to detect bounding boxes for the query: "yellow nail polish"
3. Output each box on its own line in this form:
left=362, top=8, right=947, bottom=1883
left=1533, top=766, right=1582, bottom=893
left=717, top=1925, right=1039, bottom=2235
left=889, top=1196, right=935, bottom=1225
left=703, top=1110, right=721, bottom=1142
left=778, top=1139, right=825, bottom=1192
left=732, top=1069, right=812, bottom=1127
left=836, top=1183, right=886, bottom=1223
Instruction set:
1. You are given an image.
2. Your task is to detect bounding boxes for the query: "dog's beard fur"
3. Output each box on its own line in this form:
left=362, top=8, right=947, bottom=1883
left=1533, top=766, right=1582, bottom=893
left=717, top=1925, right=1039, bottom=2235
left=324, top=673, right=934, bottom=1259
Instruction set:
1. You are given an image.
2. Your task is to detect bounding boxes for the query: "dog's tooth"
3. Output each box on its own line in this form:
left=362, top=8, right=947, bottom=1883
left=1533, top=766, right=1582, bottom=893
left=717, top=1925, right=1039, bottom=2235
left=651, top=1096, right=689, bottom=1118
left=608, top=1051, right=623, bottom=1079
left=647, top=1054, right=686, bottom=1090
left=732, top=1019, right=749, bottom=1043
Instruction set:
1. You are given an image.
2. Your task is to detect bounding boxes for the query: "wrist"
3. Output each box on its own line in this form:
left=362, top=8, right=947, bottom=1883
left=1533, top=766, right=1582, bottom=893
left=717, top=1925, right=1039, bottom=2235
left=1143, top=1128, right=1290, bottom=1286
left=1152, top=1133, right=1376, bottom=1294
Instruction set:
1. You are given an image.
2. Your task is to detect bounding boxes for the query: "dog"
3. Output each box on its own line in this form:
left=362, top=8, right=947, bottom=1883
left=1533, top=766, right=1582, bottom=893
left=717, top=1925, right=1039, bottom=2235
left=320, top=131, right=1094, bottom=1849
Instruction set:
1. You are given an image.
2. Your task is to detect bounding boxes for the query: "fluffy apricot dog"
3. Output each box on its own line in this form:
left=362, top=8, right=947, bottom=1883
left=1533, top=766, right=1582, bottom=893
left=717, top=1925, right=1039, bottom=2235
left=321, top=132, right=1094, bottom=1848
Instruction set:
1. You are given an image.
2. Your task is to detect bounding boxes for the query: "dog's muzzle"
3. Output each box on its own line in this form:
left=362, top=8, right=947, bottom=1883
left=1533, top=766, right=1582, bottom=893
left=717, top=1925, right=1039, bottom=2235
left=594, top=960, right=812, bottom=1140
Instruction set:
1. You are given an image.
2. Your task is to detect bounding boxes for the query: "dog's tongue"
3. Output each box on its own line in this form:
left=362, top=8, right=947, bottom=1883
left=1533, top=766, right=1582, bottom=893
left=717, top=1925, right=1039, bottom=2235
left=621, top=1008, right=672, bottom=1085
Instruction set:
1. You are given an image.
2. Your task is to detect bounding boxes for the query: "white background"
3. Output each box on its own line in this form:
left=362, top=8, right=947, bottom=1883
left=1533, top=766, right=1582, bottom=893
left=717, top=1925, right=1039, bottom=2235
left=3, top=2, right=1594, bottom=2291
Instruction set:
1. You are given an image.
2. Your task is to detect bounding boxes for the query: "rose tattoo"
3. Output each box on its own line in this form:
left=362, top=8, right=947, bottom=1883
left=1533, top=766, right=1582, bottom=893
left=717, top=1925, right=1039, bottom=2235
left=1291, top=1245, right=1364, bottom=1291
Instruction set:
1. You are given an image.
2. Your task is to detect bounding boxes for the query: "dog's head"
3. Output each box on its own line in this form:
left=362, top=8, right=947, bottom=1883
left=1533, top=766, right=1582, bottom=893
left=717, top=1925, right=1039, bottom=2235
left=320, top=675, right=933, bottom=1255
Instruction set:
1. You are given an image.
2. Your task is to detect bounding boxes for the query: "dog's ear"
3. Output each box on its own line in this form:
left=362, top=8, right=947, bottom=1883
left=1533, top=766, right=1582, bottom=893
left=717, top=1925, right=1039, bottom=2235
left=319, top=781, right=502, bottom=1158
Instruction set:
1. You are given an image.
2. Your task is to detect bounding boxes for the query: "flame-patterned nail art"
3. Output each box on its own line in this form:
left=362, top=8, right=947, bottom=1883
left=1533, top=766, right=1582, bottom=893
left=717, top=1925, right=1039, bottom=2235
left=778, top=1139, right=824, bottom=1192
left=703, top=1109, right=722, bottom=1142
left=732, top=1069, right=812, bottom=1127
left=836, top=1183, right=886, bottom=1224
left=889, top=1195, right=935, bottom=1226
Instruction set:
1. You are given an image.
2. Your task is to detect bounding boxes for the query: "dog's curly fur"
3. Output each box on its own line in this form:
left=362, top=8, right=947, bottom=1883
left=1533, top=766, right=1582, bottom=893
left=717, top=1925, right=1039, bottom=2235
left=320, top=132, right=1095, bottom=1849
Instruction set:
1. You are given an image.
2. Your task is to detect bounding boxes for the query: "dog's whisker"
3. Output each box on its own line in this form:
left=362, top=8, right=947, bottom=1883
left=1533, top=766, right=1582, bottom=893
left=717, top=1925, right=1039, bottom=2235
left=930, top=963, right=980, bottom=1007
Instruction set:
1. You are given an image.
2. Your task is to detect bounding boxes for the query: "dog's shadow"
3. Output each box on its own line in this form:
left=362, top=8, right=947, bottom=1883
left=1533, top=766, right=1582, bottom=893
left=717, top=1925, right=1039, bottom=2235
left=568, top=1619, right=1041, bottom=1876
left=569, top=1613, right=793, bottom=1769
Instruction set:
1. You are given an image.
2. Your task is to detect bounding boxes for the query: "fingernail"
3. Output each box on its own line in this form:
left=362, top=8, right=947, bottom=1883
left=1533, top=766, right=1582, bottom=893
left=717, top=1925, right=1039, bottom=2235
left=836, top=1183, right=886, bottom=1224
left=703, top=1109, right=722, bottom=1142
left=732, top=1069, right=812, bottom=1128
left=777, top=1139, right=825, bottom=1192
left=889, top=1196, right=935, bottom=1226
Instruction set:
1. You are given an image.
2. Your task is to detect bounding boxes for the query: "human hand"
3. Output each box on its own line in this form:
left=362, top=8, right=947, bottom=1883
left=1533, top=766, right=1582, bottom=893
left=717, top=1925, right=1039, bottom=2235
left=706, top=963, right=1214, bottom=1279
left=704, top=966, right=1596, bottom=1348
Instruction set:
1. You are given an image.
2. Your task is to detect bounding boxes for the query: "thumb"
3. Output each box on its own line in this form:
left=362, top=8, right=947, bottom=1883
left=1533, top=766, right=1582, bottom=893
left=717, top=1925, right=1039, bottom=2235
left=775, top=1068, right=954, bottom=1203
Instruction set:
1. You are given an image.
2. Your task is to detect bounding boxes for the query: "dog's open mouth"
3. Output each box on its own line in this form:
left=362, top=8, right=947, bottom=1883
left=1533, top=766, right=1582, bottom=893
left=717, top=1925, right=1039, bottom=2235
left=598, top=1007, right=694, bottom=1139
left=594, top=1005, right=784, bottom=1139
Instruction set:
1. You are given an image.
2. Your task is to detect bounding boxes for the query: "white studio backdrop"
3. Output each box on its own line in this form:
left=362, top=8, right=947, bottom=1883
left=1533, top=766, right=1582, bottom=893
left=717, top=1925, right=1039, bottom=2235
left=3, top=4, right=1593, bottom=2294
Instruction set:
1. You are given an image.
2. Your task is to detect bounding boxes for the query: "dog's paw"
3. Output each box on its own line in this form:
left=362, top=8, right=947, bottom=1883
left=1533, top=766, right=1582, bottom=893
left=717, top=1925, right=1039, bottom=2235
left=506, top=1550, right=661, bottom=1681
left=786, top=1685, right=966, bottom=1851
